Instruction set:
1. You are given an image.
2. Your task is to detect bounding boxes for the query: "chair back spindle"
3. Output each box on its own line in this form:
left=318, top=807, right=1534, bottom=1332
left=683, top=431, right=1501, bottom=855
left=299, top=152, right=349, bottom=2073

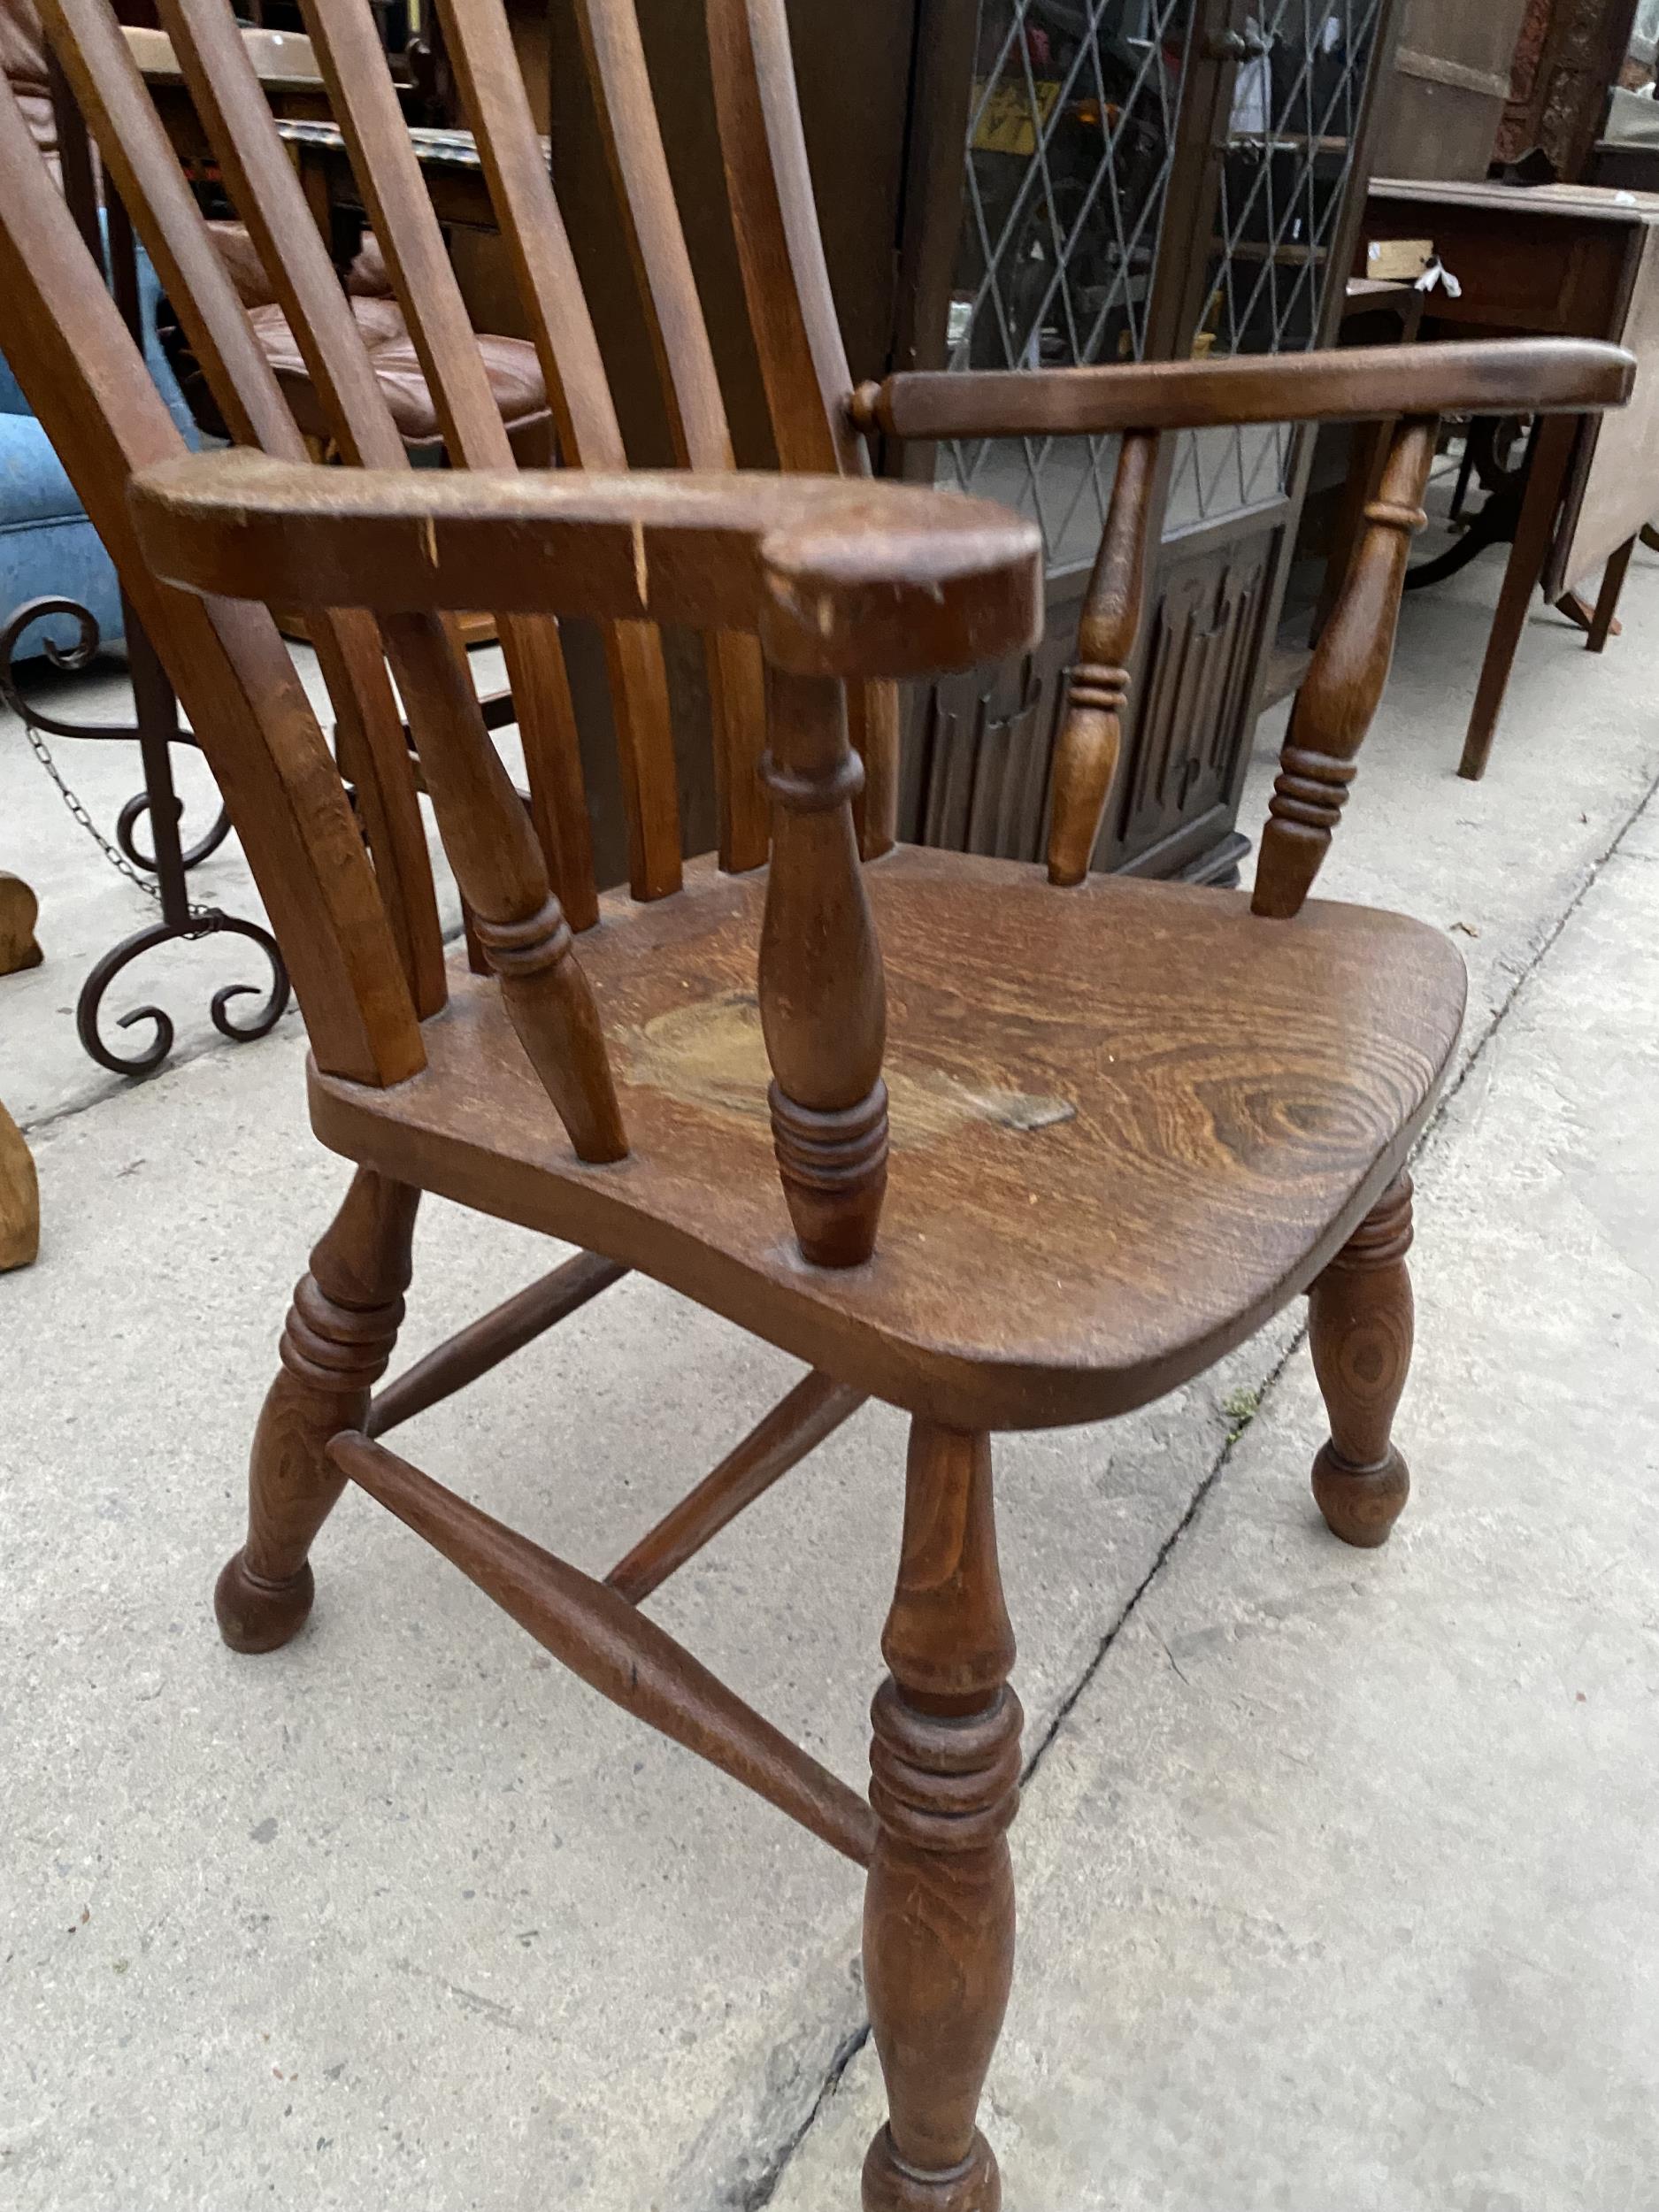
left=1046, top=429, right=1160, bottom=887
left=1253, top=415, right=1439, bottom=919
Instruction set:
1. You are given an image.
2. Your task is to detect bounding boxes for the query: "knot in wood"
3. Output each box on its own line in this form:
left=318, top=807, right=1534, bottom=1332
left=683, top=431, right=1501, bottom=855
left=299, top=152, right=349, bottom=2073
left=769, top=1079, right=888, bottom=1194
left=472, top=897, right=574, bottom=981
left=868, top=1679, right=1023, bottom=1853
left=1268, top=745, right=1356, bottom=833
left=759, top=748, right=866, bottom=814
left=1363, top=496, right=1429, bottom=536
left=280, top=1272, right=407, bottom=1392
left=1326, top=1173, right=1414, bottom=1271
left=1067, top=663, right=1131, bottom=715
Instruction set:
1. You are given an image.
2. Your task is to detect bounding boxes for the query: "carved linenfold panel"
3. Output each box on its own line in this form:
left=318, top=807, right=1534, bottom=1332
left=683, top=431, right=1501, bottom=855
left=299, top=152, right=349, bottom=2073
left=906, top=652, right=1053, bottom=861
left=1118, top=534, right=1271, bottom=862
left=902, top=526, right=1275, bottom=879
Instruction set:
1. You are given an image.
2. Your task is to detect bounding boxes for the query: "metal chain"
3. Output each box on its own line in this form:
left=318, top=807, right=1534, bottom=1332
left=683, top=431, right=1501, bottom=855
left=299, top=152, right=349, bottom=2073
left=19, top=719, right=211, bottom=920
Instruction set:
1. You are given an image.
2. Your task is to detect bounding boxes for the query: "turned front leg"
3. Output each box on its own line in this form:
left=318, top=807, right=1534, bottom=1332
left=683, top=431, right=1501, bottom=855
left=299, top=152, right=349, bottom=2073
left=1309, top=1173, right=1414, bottom=1548
left=864, top=1423, right=1021, bottom=2211
left=216, top=1169, right=419, bottom=1652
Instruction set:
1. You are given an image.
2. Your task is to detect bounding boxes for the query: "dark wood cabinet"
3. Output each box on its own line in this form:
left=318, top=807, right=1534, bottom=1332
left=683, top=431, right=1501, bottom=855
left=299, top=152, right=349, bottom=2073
left=889, top=0, right=1410, bottom=881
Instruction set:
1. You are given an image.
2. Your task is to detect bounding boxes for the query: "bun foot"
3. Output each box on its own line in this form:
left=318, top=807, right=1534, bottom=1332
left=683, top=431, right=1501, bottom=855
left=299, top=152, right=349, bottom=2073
left=215, top=1551, right=315, bottom=1653
left=1312, top=1443, right=1409, bottom=1548
left=863, top=2127, right=1001, bottom=2212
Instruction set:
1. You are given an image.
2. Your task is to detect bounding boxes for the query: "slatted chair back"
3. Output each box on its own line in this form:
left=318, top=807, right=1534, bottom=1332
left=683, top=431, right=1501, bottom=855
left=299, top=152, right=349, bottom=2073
left=0, top=0, right=1048, bottom=1265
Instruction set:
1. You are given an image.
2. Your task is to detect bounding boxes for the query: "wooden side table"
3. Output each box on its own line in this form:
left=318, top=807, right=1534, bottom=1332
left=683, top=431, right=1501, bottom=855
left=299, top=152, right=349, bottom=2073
left=1366, top=177, right=1659, bottom=779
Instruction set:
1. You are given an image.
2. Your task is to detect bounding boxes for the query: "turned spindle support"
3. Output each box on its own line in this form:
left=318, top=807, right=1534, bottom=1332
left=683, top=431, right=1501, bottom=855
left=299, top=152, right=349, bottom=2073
left=863, top=1423, right=1020, bottom=2212
left=381, top=612, right=626, bottom=1163
left=1309, top=1173, right=1415, bottom=1548
left=1047, top=427, right=1159, bottom=887
left=759, top=665, right=888, bottom=1268
left=1253, top=416, right=1439, bottom=919
left=215, top=1168, right=419, bottom=1652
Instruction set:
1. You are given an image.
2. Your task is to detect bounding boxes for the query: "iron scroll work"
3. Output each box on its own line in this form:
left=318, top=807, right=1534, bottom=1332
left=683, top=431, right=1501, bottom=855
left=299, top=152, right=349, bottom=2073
left=2, top=595, right=289, bottom=1079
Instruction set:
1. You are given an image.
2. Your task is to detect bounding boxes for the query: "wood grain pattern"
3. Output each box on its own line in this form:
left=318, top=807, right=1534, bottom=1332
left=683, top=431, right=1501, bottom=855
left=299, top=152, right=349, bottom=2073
left=1254, top=417, right=1438, bottom=919
left=864, top=1422, right=1019, bottom=2209
left=155, top=0, right=599, bottom=928
left=705, top=0, right=898, bottom=864
left=1309, top=1172, right=1415, bottom=1548
left=306, top=847, right=1466, bottom=1431
left=427, top=0, right=695, bottom=881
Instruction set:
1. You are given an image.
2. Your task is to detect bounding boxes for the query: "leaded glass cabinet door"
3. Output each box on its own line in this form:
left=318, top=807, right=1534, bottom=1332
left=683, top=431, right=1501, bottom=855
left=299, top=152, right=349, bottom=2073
left=899, top=0, right=1406, bottom=881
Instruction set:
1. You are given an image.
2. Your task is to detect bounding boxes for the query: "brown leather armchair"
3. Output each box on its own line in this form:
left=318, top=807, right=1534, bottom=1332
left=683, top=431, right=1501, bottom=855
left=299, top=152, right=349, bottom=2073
left=0, top=0, right=58, bottom=182
left=207, top=219, right=552, bottom=466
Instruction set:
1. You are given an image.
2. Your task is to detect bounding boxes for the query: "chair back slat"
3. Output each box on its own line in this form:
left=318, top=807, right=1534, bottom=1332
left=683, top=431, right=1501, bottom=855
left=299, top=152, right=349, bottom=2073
left=0, top=66, right=422, bottom=1087
left=541, top=0, right=772, bottom=872
left=151, top=0, right=597, bottom=937
left=42, top=0, right=446, bottom=1016
left=421, top=0, right=710, bottom=892
left=703, top=0, right=860, bottom=480
left=35, top=0, right=629, bottom=1154
left=701, top=0, right=897, bottom=852
left=287, top=0, right=626, bottom=918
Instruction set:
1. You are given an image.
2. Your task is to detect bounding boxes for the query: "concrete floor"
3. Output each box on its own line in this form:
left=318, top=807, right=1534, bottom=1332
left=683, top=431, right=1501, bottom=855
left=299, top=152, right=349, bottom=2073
left=3, top=521, right=1657, bottom=2210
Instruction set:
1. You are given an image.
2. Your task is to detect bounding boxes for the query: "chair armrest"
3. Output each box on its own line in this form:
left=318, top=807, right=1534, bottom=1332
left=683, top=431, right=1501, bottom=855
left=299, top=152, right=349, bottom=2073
left=128, top=449, right=1044, bottom=680
left=850, top=339, right=1635, bottom=442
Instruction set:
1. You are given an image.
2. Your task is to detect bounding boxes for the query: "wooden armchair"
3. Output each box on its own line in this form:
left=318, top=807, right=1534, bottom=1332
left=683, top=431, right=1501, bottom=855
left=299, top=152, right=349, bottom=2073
left=0, top=0, right=1632, bottom=2204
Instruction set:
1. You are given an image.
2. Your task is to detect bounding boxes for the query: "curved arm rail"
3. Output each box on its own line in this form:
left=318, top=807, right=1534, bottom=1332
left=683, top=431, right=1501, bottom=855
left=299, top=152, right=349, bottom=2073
left=849, top=338, right=1636, bottom=443
left=128, top=451, right=1046, bottom=680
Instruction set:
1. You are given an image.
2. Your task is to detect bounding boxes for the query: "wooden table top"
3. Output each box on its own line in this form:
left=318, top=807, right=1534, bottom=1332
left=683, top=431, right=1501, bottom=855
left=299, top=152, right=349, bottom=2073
left=1371, top=175, right=1659, bottom=227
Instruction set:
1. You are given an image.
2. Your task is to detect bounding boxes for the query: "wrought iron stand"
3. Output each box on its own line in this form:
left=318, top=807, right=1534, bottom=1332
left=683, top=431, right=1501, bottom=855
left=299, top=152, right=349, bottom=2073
left=3, top=595, right=289, bottom=1076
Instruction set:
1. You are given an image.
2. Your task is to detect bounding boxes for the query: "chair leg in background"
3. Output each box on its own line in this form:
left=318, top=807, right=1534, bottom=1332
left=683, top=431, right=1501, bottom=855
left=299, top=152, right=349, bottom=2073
left=862, top=1422, right=1021, bottom=2211
left=215, top=1169, right=419, bottom=1652
left=1309, top=1173, right=1415, bottom=1549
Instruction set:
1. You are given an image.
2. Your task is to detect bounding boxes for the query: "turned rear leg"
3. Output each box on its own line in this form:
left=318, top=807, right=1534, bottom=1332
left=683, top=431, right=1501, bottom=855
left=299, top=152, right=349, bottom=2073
left=1309, top=1172, right=1414, bottom=1548
left=216, top=1169, right=419, bottom=1651
left=862, top=1422, right=1020, bottom=2211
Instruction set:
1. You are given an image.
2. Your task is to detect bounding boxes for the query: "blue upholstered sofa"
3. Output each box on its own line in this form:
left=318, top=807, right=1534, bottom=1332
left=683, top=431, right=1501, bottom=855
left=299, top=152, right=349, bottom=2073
left=1, top=235, right=198, bottom=663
